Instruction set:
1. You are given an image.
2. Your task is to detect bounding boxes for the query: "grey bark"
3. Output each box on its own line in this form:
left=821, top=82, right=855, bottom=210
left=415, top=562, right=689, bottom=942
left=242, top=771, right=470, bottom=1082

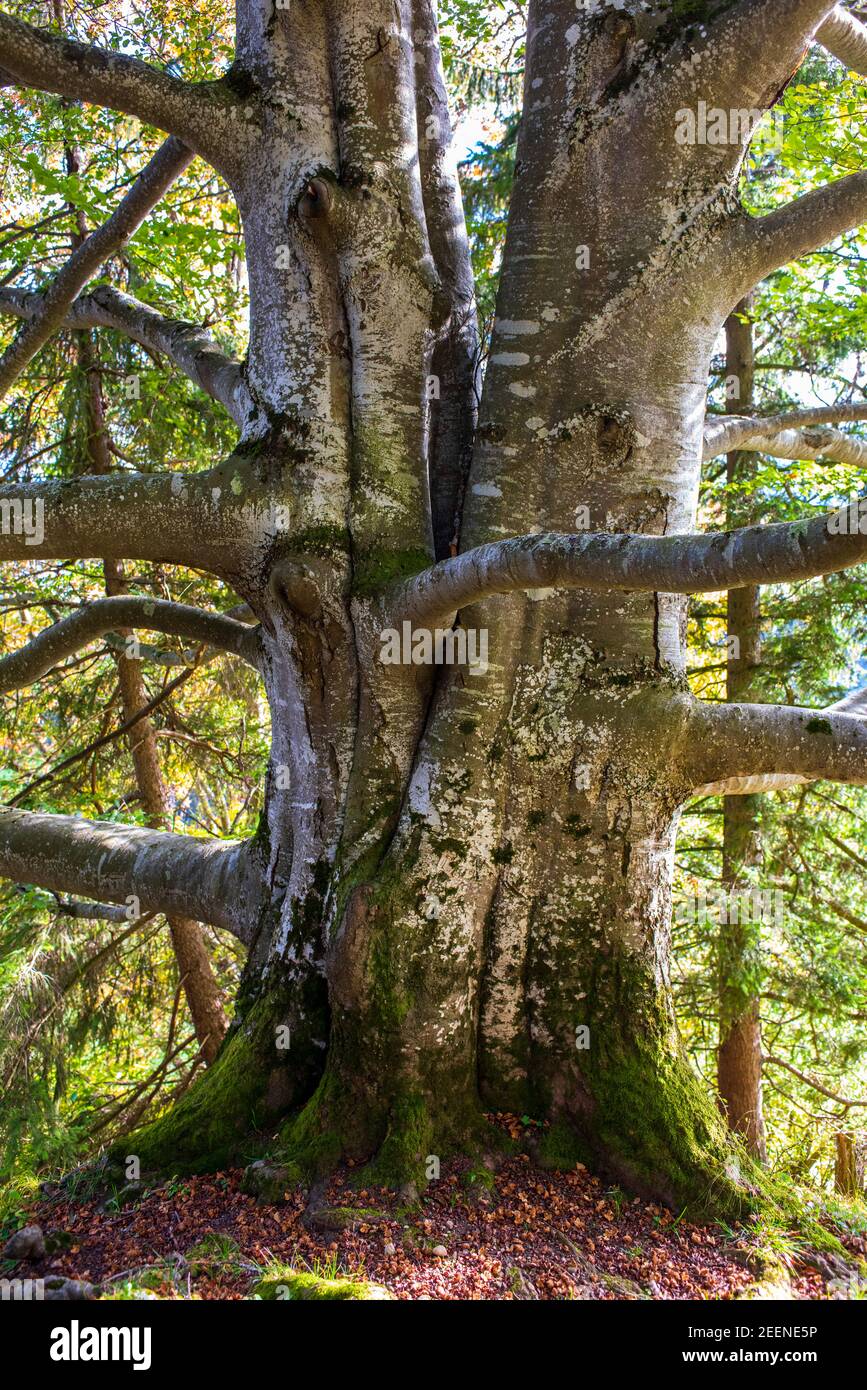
left=816, top=6, right=867, bottom=72
left=0, top=808, right=261, bottom=940
left=0, top=596, right=259, bottom=692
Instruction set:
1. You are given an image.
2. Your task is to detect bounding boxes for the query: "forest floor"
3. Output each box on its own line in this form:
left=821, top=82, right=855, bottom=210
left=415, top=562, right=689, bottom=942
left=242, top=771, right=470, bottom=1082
left=9, top=1119, right=866, bottom=1301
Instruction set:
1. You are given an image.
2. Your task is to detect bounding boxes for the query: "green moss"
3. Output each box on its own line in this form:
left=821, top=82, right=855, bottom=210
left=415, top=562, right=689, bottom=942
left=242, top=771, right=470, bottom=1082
left=112, top=991, right=299, bottom=1175
left=563, top=998, right=788, bottom=1223
left=351, top=546, right=432, bottom=598
left=359, top=1093, right=433, bottom=1191
left=253, top=1266, right=391, bottom=1300
left=806, top=717, right=832, bottom=734
left=241, top=1159, right=304, bottom=1204
left=492, top=842, right=514, bottom=865
left=525, top=895, right=788, bottom=1222
left=306, top=1206, right=387, bottom=1232
left=537, top=1120, right=592, bottom=1172
left=278, top=1073, right=345, bottom=1180
left=287, top=524, right=350, bottom=559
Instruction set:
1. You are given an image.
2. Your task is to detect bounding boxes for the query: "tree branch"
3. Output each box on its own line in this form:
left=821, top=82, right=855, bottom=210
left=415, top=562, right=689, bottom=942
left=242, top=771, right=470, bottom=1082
left=816, top=5, right=867, bottom=73
left=0, top=461, right=272, bottom=574
left=704, top=404, right=867, bottom=459
left=391, top=504, right=867, bottom=627
left=54, top=897, right=143, bottom=923
left=0, top=808, right=261, bottom=941
left=730, top=172, right=867, bottom=290
left=0, top=596, right=260, bottom=692
left=764, top=1054, right=867, bottom=1107
left=0, top=283, right=248, bottom=424
left=704, top=413, right=867, bottom=465
left=0, top=10, right=238, bottom=174
left=655, top=1, right=837, bottom=131
left=686, top=698, right=867, bottom=796
left=0, top=137, right=192, bottom=401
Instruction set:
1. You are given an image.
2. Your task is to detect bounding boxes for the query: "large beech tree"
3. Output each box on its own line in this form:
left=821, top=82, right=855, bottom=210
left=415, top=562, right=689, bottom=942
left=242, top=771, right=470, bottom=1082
left=3, top=0, right=867, bottom=1213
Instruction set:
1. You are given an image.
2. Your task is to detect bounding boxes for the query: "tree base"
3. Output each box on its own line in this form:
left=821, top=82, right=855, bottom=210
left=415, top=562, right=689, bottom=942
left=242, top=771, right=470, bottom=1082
left=103, top=982, right=833, bottom=1243
left=109, top=986, right=321, bottom=1175
left=275, top=1072, right=512, bottom=1196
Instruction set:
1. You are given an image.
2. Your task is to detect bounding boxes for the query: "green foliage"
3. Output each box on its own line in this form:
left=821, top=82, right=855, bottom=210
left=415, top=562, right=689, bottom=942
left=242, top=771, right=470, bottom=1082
left=0, top=0, right=258, bottom=1195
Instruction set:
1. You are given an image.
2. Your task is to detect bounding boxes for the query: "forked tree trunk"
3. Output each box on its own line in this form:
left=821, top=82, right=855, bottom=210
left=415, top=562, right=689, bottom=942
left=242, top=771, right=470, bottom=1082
left=121, top=0, right=819, bottom=1217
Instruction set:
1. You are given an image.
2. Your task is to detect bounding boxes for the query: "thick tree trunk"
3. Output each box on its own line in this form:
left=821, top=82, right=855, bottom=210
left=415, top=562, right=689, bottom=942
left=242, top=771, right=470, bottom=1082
left=122, top=1, right=786, bottom=1218
left=719, top=300, right=768, bottom=1161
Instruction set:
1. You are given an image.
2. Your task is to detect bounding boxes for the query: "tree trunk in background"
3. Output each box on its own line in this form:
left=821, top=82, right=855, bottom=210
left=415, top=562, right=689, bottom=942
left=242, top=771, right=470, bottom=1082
left=58, top=20, right=228, bottom=1066
left=103, top=557, right=229, bottom=1066
left=71, top=238, right=228, bottom=1065
left=719, top=297, right=767, bottom=1162
left=834, top=1131, right=858, bottom=1196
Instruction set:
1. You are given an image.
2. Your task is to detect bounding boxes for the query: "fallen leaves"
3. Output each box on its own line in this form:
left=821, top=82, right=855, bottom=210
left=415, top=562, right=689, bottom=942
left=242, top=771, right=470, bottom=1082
left=9, top=1135, right=836, bottom=1302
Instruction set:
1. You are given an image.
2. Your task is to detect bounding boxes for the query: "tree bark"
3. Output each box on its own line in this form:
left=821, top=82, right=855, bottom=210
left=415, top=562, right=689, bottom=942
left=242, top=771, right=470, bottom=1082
left=718, top=298, right=768, bottom=1163
left=834, top=1131, right=859, bottom=1196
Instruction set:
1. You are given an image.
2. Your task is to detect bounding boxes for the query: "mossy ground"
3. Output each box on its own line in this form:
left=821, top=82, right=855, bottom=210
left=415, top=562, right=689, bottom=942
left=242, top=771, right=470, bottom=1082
left=253, top=1265, right=391, bottom=1300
